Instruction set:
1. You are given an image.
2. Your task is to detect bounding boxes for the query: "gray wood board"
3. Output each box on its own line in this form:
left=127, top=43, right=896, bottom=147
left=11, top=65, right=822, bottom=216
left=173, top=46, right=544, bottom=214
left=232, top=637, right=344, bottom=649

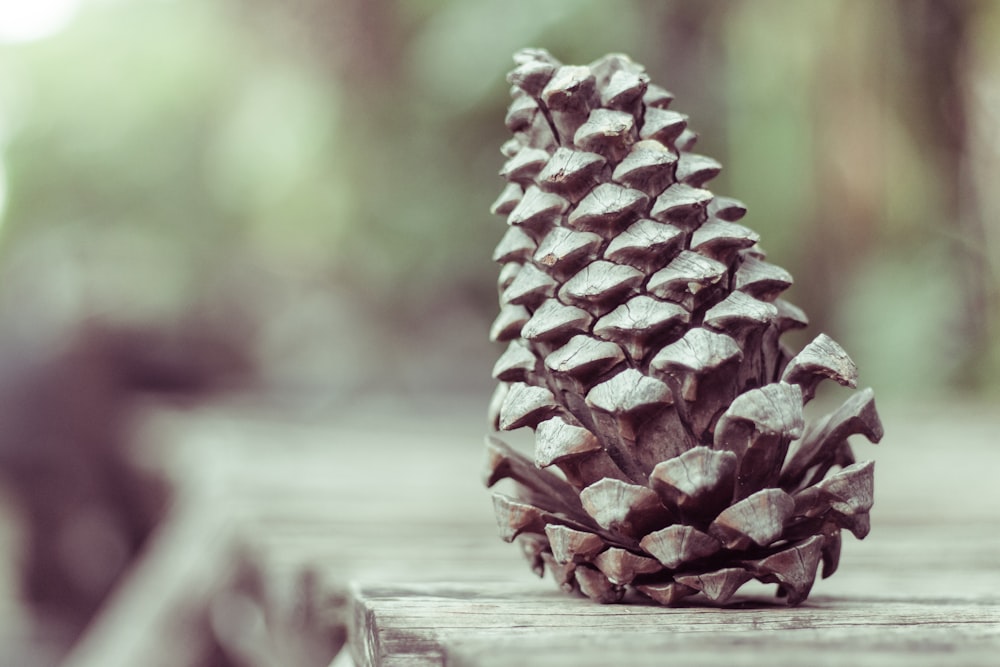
left=350, top=579, right=1000, bottom=667
left=63, top=399, right=1000, bottom=667
left=448, top=627, right=1000, bottom=667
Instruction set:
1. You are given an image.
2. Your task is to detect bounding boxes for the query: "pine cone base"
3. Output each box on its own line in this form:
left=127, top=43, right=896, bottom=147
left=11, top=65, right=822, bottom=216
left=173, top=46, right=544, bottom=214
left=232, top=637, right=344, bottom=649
left=485, top=49, right=884, bottom=607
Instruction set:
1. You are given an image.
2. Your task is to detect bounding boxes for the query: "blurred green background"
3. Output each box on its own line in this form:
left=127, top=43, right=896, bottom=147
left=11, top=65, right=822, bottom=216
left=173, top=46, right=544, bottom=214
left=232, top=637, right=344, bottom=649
left=1, top=0, right=998, bottom=404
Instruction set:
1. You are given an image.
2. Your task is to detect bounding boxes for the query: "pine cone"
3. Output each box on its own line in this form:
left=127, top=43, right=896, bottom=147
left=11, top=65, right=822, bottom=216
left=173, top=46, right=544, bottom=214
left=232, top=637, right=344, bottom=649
left=485, top=49, right=884, bottom=607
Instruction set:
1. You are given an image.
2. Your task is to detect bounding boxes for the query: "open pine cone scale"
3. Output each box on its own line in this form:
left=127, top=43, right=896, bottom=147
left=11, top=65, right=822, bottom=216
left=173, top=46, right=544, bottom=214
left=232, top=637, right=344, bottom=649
left=486, top=49, right=883, bottom=606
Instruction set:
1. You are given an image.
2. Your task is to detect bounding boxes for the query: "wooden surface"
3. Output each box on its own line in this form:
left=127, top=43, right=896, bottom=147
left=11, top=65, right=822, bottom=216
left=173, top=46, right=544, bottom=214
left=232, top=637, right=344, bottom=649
left=62, top=398, right=1000, bottom=667
left=350, top=523, right=1000, bottom=667
left=64, top=398, right=514, bottom=667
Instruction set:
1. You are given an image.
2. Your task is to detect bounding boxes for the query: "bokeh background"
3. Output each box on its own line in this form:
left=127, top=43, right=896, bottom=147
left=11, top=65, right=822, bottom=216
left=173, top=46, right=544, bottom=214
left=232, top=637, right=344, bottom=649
left=0, top=0, right=997, bottom=664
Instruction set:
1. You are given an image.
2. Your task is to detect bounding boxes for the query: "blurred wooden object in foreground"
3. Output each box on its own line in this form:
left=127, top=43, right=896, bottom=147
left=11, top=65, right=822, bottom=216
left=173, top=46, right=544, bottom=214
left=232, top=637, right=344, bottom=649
left=0, top=320, right=252, bottom=665
left=64, top=399, right=1000, bottom=667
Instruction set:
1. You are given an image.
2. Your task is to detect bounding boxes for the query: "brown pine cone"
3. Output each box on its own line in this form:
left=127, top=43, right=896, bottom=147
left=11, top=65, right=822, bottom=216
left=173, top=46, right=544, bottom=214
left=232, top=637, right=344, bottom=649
left=485, top=49, right=883, bottom=606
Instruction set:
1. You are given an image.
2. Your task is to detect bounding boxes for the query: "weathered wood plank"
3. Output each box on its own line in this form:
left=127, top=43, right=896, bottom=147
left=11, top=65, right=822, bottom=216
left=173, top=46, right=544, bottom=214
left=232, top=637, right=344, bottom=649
left=448, top=628, right=1000, bottom=667
left=63, top=400, right=1000, bottom=667
left=349, top=580, right=1000, bottom=667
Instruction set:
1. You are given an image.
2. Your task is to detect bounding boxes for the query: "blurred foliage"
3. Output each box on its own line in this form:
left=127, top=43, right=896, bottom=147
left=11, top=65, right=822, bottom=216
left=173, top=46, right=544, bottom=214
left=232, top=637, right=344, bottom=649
left=0, top=0, right=998, bottom=401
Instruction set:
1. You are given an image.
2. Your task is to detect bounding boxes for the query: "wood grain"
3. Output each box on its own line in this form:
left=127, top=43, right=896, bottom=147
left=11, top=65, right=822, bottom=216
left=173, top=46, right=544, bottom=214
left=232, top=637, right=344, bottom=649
left=60, top=399, right=1000, bottom=667
left=448, top=627, right=1000, bottom=667
left=349, top=522, right=1000, bottom=667
left=354, top=591, right=1000, bottom=667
